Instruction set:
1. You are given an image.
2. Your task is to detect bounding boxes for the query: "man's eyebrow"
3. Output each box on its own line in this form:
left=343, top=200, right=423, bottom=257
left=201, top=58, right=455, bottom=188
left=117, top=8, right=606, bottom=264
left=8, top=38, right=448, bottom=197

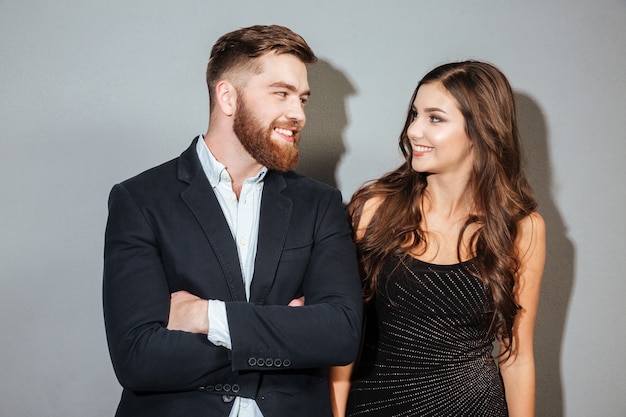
left=269, top=82, right=311, bottom=96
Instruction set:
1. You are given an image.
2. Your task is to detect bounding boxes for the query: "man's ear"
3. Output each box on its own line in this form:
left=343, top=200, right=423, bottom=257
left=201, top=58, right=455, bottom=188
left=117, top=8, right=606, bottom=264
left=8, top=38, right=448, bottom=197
left=215, top=80, right=237, bottom=116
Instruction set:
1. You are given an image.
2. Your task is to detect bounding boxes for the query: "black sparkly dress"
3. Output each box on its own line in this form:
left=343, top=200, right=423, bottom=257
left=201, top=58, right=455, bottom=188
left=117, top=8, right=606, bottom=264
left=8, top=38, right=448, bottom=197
left=347, top=256, right=508, bottom=417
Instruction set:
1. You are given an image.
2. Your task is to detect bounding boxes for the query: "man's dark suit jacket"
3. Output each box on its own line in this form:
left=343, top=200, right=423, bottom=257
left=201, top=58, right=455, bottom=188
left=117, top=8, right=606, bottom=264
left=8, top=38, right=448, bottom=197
left=103, top=138, right=363, bottom=417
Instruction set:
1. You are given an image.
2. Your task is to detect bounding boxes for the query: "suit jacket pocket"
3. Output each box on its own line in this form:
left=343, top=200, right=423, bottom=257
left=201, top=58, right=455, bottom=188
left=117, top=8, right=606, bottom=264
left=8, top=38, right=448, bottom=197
left=279, top=241, right=313, bottom=262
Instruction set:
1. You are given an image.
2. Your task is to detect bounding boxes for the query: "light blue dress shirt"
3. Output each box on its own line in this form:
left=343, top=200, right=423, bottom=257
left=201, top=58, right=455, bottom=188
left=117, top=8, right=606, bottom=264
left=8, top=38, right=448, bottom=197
left=196, top=137, right=267, bottom=417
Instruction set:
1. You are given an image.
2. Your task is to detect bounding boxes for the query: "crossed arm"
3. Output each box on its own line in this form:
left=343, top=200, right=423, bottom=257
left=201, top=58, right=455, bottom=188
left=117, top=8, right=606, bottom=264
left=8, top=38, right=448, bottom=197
left=166, top=292, right=305, bottom=334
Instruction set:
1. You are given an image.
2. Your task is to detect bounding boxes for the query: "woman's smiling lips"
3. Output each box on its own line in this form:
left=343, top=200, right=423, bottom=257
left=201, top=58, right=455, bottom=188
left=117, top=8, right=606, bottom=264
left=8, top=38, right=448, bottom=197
left=412, top=144, right=433, bottom=155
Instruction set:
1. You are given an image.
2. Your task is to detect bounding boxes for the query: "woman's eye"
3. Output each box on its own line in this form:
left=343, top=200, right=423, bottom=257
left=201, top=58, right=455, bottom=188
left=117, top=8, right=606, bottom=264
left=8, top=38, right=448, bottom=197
left=429, top=115, right=441, bottom=123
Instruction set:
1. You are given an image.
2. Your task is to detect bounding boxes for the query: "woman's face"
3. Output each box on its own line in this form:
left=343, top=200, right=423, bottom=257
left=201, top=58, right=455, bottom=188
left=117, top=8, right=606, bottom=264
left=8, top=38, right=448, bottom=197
left=406, top=82, right=474, bottom=180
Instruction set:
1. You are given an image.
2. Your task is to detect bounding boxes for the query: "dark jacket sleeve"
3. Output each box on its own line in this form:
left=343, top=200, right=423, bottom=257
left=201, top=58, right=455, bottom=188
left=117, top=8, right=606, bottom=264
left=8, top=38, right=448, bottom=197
left=226, top=187, right=363, bottom=371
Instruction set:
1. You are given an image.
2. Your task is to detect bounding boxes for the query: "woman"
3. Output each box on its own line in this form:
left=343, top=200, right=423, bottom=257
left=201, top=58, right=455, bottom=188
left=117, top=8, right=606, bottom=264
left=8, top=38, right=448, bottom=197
left=330, top=61, right=545, bottom=416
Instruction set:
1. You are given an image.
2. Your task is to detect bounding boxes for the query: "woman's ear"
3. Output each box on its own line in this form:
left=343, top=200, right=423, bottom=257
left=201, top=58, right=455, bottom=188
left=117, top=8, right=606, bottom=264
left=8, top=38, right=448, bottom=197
left=214, top=80, right=237, bottom=116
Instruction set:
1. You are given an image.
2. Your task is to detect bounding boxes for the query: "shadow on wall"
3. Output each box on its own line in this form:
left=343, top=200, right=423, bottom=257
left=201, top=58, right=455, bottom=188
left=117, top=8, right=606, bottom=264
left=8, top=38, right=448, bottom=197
left=296, top=59, right=356, bottom=188
left=516, top=93, right=575, bottom=417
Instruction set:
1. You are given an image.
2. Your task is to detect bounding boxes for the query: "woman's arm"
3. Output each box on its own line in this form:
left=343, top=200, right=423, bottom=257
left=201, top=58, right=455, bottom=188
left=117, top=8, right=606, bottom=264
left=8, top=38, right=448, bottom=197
left=500, top=211, right=546, bottom=417
left=330, top=364, right=354, bottom=417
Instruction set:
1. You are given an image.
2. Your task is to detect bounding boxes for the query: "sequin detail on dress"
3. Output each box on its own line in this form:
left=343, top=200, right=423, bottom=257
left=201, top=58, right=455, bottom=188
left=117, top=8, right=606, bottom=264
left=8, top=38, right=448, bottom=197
left=347, top=257, right=508, bottom=416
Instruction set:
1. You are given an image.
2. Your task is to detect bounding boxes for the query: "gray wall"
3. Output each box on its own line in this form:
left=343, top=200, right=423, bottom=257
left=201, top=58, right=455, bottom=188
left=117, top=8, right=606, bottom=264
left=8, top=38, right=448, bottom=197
left=1, top=1, right=624, bottom=416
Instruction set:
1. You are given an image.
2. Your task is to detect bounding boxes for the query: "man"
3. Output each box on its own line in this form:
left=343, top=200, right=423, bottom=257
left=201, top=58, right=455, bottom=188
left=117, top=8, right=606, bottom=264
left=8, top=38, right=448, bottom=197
left=103, top=25, right=362, bottom=417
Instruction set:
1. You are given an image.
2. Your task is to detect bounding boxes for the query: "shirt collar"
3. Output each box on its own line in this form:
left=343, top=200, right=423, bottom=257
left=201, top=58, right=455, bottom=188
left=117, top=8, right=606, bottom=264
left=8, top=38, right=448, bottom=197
left=196, top=135, right=268, bottom=188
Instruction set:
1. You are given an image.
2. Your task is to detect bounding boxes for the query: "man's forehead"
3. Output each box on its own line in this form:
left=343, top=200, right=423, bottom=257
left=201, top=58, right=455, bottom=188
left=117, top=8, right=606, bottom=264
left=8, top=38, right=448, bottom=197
left=249, top=54, right=310, bottom=92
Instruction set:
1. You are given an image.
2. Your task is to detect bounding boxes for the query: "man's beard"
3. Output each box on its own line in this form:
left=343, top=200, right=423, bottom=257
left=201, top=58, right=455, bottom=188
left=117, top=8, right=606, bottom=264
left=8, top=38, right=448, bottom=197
left=233, top=98, right=300, bottom=172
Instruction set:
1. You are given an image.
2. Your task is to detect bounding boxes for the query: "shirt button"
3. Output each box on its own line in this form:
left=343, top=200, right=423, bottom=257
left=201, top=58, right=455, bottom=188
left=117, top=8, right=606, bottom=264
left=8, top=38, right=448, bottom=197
left=239, top=237, right=248, bottom=245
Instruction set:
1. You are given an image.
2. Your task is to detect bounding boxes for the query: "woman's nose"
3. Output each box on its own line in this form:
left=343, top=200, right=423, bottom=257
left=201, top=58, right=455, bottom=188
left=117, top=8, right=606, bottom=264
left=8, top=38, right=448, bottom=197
left=407, top=118, right=423, bottom=139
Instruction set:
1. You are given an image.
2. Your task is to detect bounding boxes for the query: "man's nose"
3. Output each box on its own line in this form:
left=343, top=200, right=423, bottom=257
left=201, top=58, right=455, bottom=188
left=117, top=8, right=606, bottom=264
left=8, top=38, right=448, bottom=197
left=285, top=100, right=306, bottom=125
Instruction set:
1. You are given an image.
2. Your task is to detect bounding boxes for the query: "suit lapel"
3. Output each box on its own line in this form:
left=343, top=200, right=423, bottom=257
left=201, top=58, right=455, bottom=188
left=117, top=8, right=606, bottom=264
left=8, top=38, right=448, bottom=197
left=249, top=171, right=291, bottom=304
left=177, top=138, right=247, bottom=302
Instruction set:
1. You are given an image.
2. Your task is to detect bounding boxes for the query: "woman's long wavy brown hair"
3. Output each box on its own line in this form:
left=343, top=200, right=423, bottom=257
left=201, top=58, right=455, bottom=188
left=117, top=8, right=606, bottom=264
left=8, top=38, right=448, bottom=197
left=348, top=61, right=537, bottom=356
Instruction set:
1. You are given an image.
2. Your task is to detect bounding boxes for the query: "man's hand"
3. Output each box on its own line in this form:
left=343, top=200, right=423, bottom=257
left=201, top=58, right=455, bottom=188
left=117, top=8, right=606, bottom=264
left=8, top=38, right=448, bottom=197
left=288, top=296, right=305, bottom=307
left=167, top=290, right=209, bottom=334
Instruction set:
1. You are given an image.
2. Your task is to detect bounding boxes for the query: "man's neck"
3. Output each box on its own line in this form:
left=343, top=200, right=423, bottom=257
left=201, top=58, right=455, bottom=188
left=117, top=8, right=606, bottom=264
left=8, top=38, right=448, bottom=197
left=202, top=133, right=264, bottom=199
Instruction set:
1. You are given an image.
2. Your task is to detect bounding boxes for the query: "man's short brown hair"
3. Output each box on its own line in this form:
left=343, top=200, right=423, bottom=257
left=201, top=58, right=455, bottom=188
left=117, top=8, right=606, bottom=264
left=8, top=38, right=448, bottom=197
left=206, top=25, right=317, bottom=110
